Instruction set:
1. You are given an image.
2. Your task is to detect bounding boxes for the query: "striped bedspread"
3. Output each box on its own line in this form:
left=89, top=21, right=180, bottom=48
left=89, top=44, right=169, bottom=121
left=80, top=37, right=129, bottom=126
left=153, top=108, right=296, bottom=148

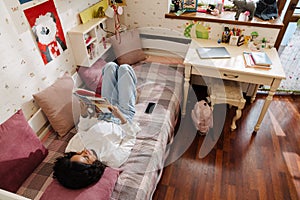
left=111, top=62, right=184, bottom=200
left=17, top=62, right=184, bottom=200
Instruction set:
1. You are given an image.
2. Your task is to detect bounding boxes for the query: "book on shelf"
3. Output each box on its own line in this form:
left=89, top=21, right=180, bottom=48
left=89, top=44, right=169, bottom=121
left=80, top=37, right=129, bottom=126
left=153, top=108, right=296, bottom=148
left=73, top=88, right=111, bottom=113
left=243, top=52, right=272, bottom=69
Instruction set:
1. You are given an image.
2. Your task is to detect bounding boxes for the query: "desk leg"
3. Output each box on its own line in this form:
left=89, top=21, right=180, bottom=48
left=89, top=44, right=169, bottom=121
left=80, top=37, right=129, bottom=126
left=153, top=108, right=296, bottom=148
left=254, top=79, right=281, bottom=132
left=182, top=64, right=192, bottom=116
left=250, top=84, right=259, bottom=103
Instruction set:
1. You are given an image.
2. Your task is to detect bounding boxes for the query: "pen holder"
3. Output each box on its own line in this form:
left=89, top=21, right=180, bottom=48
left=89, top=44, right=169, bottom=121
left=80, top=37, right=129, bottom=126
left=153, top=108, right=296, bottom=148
left=229, top=36, right=239, bottom=46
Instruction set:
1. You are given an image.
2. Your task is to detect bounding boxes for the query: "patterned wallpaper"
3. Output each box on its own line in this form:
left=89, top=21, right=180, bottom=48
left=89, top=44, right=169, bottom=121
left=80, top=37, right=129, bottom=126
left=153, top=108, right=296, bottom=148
left=0, top=0, right=281, bottom=122
left=121, top=0, right=182, bottom=31
left=0, top=0, right=100, bottom=122
left=120, top=0, right=280, bottom=44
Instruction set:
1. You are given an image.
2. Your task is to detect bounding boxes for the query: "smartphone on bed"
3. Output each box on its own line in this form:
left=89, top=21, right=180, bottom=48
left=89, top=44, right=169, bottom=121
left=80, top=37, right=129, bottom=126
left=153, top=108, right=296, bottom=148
left=145, top=102, right=156, bottom=114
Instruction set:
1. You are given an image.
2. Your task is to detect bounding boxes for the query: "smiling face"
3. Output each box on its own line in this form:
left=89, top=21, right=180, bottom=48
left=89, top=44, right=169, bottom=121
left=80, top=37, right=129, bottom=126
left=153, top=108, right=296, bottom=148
left=70, top=149, right=98, bottom=165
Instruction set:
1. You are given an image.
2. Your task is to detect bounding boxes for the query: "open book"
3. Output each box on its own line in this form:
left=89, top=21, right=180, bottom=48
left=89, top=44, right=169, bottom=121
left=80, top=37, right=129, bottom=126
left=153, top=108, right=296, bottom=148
left=73, top=88, right=111, bottom=113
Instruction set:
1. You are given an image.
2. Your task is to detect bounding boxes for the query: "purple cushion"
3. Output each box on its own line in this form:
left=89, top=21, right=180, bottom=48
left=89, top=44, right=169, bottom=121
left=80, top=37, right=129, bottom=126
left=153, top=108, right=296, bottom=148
left=0, top=109, right=48, bottom=192
left=40, top=167, right=119, bottom=200
left=77, top=58, right=107, bottom=95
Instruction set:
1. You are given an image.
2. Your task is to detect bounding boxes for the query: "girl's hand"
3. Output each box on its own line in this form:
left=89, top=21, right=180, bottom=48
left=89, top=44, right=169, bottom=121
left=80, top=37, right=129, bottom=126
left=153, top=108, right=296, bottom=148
left=108, top=105, right=127, bottom=124
left=80, top=101, right=97, bottom=118
left=80, top=101, right=89, bottom=117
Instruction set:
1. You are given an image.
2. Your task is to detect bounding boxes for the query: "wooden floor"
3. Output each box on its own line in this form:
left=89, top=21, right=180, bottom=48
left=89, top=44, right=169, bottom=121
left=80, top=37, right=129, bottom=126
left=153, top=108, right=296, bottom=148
left=153, top=86, right=300, bottom=200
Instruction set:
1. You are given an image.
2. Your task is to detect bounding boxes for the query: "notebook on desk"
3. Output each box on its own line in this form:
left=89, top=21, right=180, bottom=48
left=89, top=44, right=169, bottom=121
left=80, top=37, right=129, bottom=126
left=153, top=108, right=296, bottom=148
left=250, top=51, right=272, bottom=66
left=196, top=47, right=231, bottom=59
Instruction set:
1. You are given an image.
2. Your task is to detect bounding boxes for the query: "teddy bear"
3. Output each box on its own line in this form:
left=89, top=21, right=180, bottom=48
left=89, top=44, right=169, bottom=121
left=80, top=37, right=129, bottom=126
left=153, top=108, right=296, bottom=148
left=191, top=100, right=213, bottom=135
left=32, top=12, right=67, bottom=64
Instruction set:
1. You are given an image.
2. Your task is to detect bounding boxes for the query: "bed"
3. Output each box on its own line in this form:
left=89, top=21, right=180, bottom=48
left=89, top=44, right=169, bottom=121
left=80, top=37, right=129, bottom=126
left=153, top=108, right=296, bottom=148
left=0, top=27, right=191, bottom=200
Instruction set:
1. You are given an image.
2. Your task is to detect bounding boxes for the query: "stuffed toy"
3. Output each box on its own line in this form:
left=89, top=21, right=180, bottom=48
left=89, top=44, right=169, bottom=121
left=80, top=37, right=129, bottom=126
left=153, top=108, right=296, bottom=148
left=32, top=12, right=67, bottom=64
left=191, top=100, right=213, bottom=135
left=232, top=0, right=256, bottom=21
left=254, top=0, right=278, bottom=20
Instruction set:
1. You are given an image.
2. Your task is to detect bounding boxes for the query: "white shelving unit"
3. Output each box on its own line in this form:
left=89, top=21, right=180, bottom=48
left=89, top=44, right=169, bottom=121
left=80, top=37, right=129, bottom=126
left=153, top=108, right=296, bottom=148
left=68, top=17, right=111, bottom=67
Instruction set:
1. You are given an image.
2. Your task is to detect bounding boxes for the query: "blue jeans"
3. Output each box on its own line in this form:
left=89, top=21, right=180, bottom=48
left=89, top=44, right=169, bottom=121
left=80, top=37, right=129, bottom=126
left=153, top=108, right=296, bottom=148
left=100, top=62, right=137, bottom=123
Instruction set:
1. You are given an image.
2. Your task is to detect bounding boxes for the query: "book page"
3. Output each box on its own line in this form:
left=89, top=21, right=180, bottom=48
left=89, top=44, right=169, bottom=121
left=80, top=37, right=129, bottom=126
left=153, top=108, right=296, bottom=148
left=73, top=89, right=111, bottom=113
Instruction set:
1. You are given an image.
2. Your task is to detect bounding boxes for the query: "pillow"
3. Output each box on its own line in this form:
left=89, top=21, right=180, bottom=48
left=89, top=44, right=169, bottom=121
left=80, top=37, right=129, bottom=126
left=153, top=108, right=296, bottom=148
left=110, top=29, right=146, bottom=65
left=33, top=73, right=80, bottom=137
left=0, top=109, right=48, bottom=193
left=40, top=167, right=119, bottom=200
left=77, top=58, right=107, bottom=94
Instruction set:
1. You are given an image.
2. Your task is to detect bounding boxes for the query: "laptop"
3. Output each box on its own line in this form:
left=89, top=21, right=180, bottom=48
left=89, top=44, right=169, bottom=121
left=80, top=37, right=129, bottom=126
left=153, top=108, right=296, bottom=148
left=196, top=47, right=231, bottom=59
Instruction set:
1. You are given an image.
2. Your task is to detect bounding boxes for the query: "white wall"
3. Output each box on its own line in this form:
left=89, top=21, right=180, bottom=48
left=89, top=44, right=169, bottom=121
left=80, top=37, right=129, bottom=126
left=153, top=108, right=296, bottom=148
left=0, top=0, right=100, bottom=122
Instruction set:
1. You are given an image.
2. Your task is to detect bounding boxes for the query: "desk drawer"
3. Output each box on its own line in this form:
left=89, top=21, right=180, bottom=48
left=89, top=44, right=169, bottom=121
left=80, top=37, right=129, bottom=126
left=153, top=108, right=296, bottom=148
left=191, top=67, right=274, bottom=85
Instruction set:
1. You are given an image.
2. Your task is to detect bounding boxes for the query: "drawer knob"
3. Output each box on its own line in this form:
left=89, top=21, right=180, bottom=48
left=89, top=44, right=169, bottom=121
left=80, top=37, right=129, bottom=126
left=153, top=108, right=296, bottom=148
left=223, top=73, right=239, bottom=79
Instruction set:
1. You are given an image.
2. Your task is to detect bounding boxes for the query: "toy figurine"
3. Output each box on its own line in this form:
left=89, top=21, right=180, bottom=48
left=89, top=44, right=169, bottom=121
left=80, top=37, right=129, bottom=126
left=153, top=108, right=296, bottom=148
left=206, top=4, right=220, bottom=16
left=95, top=6, right=105, bottom=18
left=172, top=0, right=181, bottom=12
left=232, top=0, right=256, bottom=21
left=191, top=100, right=213, bottom=135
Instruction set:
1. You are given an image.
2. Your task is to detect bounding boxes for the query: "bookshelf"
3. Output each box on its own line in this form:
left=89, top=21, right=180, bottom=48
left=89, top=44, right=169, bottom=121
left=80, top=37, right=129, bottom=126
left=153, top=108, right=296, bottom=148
left=68, top=18, right=111, bottom=67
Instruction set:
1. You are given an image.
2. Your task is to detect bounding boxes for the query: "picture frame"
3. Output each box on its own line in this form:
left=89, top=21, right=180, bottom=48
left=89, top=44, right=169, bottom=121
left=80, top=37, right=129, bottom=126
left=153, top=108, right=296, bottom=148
left=182, top=0, right=198, bottom=12
left=109, top=0, right=126, bottom=6
left=19, top=0, right=32, bottom=4
left=24, top=0, right=67, bottom=65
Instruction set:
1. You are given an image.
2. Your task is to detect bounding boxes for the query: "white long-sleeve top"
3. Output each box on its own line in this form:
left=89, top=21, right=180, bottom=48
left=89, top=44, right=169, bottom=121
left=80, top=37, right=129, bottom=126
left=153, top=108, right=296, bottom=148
left=65, top=116, right=141, bottom=168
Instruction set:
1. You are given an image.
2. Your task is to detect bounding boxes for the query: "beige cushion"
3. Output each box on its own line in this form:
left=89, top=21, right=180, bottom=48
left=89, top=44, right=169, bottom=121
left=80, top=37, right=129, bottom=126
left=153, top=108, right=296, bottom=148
left=33, top=73, right=80, bottom=137
left=209, top=79, right=243, bottom=99
left=110, top=29, right=146, bottom=65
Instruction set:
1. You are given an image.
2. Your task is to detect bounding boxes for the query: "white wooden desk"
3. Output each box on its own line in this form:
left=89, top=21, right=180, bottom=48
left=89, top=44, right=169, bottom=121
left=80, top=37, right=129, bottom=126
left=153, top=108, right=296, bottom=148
left=183, top=39, right=286, bottom=132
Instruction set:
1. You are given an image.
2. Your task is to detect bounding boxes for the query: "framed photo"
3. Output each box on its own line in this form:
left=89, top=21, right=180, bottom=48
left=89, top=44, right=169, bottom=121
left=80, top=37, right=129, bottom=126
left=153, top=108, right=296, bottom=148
left=109, top=0, right=126, bottom=6
left=182, top=0, right=198, bottom=12
left=24, top=0, right=67, bottom=65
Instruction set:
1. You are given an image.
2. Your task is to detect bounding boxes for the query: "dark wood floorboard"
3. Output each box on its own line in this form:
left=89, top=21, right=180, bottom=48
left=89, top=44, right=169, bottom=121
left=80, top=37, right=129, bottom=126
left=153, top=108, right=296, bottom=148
left=153, top=86, right=300, bottom=200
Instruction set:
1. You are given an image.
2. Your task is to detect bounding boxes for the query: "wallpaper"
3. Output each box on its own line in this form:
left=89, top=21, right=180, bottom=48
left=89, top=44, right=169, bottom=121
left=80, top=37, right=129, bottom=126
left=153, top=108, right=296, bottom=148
left=0, top=0, right=283, bottom=123
left=120, top=0, right=280, bottom=44
left=0, top=0, right=100, bottom=122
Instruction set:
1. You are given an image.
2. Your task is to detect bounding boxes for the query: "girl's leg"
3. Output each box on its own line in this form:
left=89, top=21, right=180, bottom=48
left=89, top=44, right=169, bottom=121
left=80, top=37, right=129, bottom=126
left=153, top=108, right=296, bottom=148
left=117, top=64, right=137, bottom=121
left=101, top=62, right=118, bottom=106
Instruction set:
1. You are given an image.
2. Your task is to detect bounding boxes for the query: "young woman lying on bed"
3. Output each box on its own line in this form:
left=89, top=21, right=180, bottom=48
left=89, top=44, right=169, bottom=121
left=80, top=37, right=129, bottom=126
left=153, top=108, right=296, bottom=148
left=53, top=62, right=141, bottom=189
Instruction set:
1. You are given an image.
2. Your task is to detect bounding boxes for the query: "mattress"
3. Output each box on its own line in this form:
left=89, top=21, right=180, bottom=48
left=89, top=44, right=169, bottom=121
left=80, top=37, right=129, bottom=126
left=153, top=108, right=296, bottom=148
left=16, top=61, right=184, bottom=200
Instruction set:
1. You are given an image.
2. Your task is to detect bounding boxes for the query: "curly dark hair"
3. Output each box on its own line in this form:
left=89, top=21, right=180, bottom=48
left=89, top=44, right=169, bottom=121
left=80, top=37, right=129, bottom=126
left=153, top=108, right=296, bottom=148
left=53, top=152, right=106, bottom=189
